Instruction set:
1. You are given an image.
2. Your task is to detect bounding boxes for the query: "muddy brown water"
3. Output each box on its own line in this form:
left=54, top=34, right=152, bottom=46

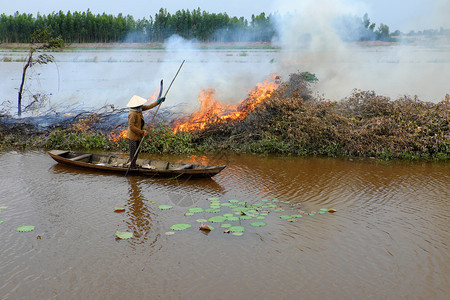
left=0, top=151, right=448, bottom=299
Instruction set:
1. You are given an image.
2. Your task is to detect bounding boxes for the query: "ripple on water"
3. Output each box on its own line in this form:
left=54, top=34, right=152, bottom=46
left=0, top=152, right=448, bottom=299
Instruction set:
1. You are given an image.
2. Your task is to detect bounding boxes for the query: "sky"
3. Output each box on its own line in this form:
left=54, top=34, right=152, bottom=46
left=2, top=0, right=448, bottom=32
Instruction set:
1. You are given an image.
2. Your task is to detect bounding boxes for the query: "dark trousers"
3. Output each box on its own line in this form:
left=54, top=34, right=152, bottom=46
left=128, top=139, right=140, bottom=168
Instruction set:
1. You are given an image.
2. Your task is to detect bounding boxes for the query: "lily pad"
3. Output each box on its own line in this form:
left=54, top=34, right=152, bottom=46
left=200, top=225, right=214, bottom=231
left=208, top=197, right=220, bottom=201
left=188, top=207, right=204, bottom=213
left=280, top=215, right=292, bottom=219
left=165, top=231, right=175, bottom=235
left=170, top=223, right=192, bottom=231
left=239, top=215, right=253, bottom=220
left=0, top=206, right=7, bottom=209
left=221, top=203, right=233, bottom=207
left=114, top=206, right=125, bottom=212
left=223, top=213, right=234, bottom=217
left=232, top=232, right=244, bottom=236
left=256, top=216, right=266, bottom=220
left=0, top=221, right=3, bottom=225
left=250, top=222, right=267, bottom=227
left=232, top=207, right=248, bottom=212
left=291, top=214, right=303, bottom=218
left=229, top=226, right=245, bottom=232
left=221, top=223, right=232, bottom=228
left=115, top=231, right=133, bottom=239
left=205, top=208, right=221, bottom=213
left=226, top=216, right=239, bottom=221
left=319, top=208, right=328, bottom=211
left=208, top=216, right=226, bottom=223
left=196, top=219, right=208, bottom=223
left=185, top=212, right=194, bottom=216
left=228, top=199, right=239, bottom=203
left=17, top=225, right=35, bottom=232
left=158, top=205, right=173, bottom=210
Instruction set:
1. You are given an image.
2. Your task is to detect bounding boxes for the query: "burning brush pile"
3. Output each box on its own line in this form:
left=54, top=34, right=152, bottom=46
left=1, top=72, right=449, bottom=160
left=172, top=73, right=450, bottom=160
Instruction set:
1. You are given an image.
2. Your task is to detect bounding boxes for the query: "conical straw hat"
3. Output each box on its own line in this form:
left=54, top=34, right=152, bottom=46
left=127, top=95, right=148, bottom=108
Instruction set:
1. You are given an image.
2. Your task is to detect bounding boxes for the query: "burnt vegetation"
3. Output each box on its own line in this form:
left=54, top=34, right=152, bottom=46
left=1, top=72, right=449, bottom=160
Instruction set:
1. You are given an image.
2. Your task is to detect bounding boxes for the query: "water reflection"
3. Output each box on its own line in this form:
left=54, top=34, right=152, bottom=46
left=124, top=178, right=154, bottom=245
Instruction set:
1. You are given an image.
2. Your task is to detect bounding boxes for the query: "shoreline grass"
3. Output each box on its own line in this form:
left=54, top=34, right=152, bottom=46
left=1, top=73, right=449, bottom=161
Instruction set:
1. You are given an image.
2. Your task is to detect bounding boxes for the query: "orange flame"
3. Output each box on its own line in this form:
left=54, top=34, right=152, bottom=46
left=110, top=129, right=127, bottom=142
left=173, top=77, right=278, bottom=133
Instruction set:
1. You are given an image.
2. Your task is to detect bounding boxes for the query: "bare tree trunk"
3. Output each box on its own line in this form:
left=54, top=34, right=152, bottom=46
left=18, top=48, right=34, bottom=117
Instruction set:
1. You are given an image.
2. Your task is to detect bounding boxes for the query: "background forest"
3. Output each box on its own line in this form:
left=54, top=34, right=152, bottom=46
left=1, top=8, right=437, bottom=44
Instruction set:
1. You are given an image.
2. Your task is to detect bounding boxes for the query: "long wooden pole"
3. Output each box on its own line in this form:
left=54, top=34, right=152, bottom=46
left=125, top=60, right=185, bottom=176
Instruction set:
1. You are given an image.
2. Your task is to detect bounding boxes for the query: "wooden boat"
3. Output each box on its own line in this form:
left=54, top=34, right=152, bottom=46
left=48, top=150, right=226, bottom=178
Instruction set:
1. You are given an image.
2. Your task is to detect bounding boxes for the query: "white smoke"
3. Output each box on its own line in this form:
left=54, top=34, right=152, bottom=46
left=270, top=0, right=449, bottom=102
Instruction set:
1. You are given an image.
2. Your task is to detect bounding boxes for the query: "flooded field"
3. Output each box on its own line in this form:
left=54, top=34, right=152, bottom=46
left=1, top=44, right=449, bottom=117
left=0, top=151, right=448, bottom=298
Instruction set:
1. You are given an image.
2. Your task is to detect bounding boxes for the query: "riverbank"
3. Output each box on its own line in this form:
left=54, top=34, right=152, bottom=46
left=0, top=41, right=278, bottom=50
left=1, top=74, right=449, bottom=161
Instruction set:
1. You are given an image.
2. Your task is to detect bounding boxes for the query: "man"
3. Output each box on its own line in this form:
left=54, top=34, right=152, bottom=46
left=126, top=95, right=165, bottom=168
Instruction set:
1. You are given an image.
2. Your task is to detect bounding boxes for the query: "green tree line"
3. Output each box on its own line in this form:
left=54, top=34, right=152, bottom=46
left=0, top=8, right=275, bottom=43
left=0, top=9, right=398, bottom=44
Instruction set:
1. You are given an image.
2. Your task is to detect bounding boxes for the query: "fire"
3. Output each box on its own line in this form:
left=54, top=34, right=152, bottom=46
left=110, top=129, right=127, bottom=142
left=173, top=77, right=278, bottom=133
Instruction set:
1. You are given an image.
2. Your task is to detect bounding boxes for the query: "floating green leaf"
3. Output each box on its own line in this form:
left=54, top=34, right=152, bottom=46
left=250, top=222, right=267, bottom=227
left=165, top=231, right=175, bottom=235
left=0, top=206, right=7, bottom=209
left=232, top=207, right=248, bottom=212
left=115, top=231, right=133, bottom=239
left=205, top=208, right=221, bottom=213
left=208, top=216, right=226, bottom=223
left=228, top=199, right=239, bottom=203
left=158, top=205, right=173, bottom=210
left=223, top=213, right=234, bottom=217
left=114, top=206, right=125, bottom=212
left=185, top=212, right=194, bottom=216
left=232, top=232, right=244, bottom=236
left=226, top=216, right=239, bottom=221
left=229, top=226, right=245, bottom=232
left=221, top=223, right=232, bottom=228
left=280, top=215, right=291, bottom=219
left=256, top=216, right=266, bottom=220
left=319, top=208, right=328, bottom=211
left=188, top=207, right=204, bottom=213
left=17, top=225, right=35, bottom=232
left=208, top=197, right=220, bottom=201
left=291, top=214, right=303, bottom=218
left=196, top=219, right=208, bottom=223
left=170, top=223, right=192, bottom=231
left=221, top=203, right=233, bottom=207
left=0, top=221, right=3, bottom=225
left=239, top=215, right=252, bottom=220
